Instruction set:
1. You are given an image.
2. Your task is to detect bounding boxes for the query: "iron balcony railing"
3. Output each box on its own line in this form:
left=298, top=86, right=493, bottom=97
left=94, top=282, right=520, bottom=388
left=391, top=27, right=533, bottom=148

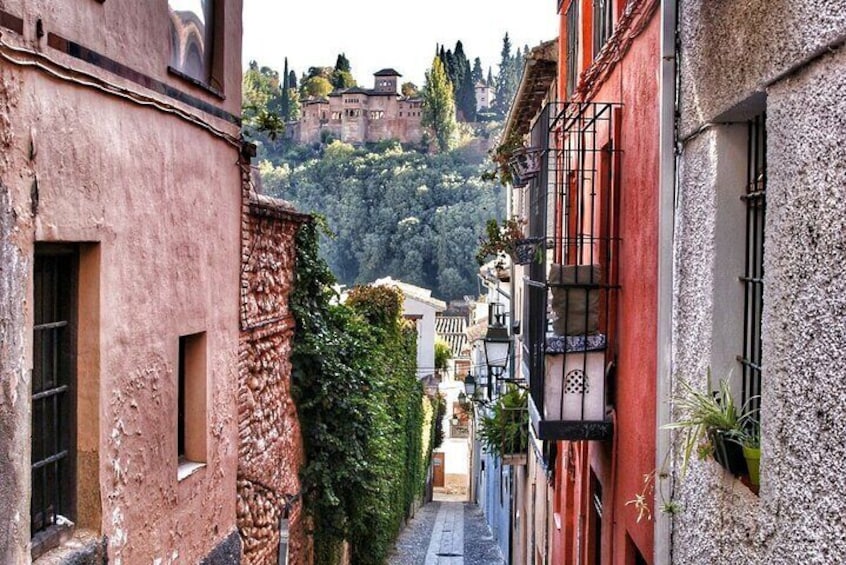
left=523, top=101, right=621, bottom=441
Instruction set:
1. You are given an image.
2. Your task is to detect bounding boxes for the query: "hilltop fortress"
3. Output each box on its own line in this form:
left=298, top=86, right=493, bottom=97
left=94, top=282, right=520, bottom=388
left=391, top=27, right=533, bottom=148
left=292, top=69, right=425, bottom=145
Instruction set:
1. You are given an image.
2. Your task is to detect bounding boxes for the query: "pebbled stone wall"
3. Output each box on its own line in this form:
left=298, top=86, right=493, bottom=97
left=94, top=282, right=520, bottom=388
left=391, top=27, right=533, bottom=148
left=238, top=164, right=312, bottom=565
left=671, top=3, right=846, bottom=562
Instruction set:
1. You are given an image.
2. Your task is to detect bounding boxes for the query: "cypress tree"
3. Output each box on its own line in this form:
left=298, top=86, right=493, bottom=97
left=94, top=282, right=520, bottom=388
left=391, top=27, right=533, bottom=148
left=289, top=69, right=297, bottom=89
left=280, top=57, right=291, bottom=121
left=472, top=57, right=484, bottom=84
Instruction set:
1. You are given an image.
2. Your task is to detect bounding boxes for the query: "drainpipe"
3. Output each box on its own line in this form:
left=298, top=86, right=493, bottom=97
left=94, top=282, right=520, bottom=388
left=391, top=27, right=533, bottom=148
left=654, top=0, right=679, bottom=563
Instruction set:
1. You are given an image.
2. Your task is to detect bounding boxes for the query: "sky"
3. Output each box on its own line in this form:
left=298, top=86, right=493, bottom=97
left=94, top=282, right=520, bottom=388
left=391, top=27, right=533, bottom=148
left=242, top=0, right=559, bottom=87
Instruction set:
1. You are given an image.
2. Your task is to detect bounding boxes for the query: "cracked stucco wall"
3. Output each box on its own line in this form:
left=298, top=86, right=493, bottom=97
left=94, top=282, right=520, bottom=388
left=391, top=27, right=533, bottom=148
left=671, top=1, right=846, bottom=562
left=0, top=0, right=246, bottom=561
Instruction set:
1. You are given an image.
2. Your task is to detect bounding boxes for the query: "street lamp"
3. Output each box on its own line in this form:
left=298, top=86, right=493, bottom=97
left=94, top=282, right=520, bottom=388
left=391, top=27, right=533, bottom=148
left=463, top=373, right=476, bottom=397
left=484, top=302, right=511, bottom=387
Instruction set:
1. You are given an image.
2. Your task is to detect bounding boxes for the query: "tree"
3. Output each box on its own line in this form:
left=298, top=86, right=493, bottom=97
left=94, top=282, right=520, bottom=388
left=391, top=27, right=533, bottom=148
left=288, top=69, right=297, bottom=89
left=472, top=57, right=484, bottom=84
left=401, top=82, right=419, bottom=97
left=421, top=56, right=457, bottom=152
left=493, top=33, right=519, bottom=117
left=331, top=52, right=356, bottom=89
left=302, top=76, right=333, bottom=98
left=486, top=66, right=494, bottom=87
left=280, top=57, right=291, bottom=121
left=453, top=41, right=476, bottom=122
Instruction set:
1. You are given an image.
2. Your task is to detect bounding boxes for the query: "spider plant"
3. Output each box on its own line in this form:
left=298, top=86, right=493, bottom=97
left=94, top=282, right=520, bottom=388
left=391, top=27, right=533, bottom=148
left=663, top=370, right=745, bottom=477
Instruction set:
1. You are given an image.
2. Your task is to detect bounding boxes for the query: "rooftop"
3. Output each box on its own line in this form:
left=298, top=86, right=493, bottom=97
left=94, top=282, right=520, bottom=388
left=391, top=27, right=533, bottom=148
left=374, top=68, right=402, bottom=77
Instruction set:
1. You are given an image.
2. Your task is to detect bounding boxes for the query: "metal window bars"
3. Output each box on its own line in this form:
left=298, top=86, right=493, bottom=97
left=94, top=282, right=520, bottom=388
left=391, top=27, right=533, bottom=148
left=525, top=101, right=621, bottom=441
left=31, top=252, right=75, bottom=536
left=738, top=113, right=766, bottom=424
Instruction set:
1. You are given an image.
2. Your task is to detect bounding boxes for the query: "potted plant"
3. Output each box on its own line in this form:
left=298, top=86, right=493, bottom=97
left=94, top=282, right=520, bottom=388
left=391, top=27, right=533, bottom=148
left=664, top=372, right=748, bottom=477
left=739, top=421, right=761, bottom=487
left=476, top=217, right=542, bottom=266
left=508, top=146, right=543, bottom=187
left=478, top=385, right=529, bottom=465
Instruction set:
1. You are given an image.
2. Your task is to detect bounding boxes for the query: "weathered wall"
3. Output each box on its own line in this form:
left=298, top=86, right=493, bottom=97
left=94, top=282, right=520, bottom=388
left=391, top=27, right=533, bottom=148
left=0, top=0, right=244, bottom=562
left=0, top=172, right=30, bottom=563
left=671, top=2, right=846, bottom=561
left=238, top=182, right=311, bottom=565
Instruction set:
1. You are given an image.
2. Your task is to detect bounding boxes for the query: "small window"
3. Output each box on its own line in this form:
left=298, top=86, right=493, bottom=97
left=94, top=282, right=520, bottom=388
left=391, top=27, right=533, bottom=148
left=593, top=0, right=614, bottom=55
left=739, top=113, right=766, bottom=425
left=169, top=0, right=217, bottom=85
left=31, top=248, right=77, bottom=541
left=178, top=332, right=207, bottom=475
left=566, top=0, right=580, bottom=98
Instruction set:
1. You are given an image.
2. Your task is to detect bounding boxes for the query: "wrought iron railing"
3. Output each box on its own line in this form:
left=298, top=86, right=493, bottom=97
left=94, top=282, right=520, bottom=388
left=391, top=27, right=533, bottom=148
left=524, top=101, right=621, bottom=441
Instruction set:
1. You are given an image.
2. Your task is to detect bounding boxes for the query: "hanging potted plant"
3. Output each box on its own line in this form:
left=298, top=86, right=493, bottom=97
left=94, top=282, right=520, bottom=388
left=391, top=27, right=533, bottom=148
left=508, top=146, right=544, bottom=187
left=476, top=217, right=542, bottom=266
left=478, top=385, right=529, bottom=465
left=663, top=372, right=748, bottom=477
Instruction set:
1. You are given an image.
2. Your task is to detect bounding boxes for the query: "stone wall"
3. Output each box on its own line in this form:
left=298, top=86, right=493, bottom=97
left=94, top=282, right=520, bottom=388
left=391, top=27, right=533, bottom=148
left=238, top=164, right=312, bottom=565
left=670, top=2, right=846, bottom=562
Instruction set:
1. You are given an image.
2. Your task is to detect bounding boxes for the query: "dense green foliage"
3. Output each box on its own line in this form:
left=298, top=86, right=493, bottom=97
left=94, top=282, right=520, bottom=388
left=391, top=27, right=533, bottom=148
left=291, top=221, right=436, bottom=564
left=260, top=138, right=505, bottom=300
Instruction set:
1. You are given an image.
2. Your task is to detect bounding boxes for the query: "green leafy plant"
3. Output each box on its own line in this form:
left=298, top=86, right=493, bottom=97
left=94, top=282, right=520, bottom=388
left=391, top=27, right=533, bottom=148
left=663, top=370, right=748, bottom=477
left=475, top=216, right=527, bottom=265
left=483, top=130, right=524, bottom=186
left=478, top=385, right=529, bottom=458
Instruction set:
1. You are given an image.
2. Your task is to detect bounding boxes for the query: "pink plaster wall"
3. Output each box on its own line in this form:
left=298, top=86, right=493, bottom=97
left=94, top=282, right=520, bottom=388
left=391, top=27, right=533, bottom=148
left=0, top=0, right=244, bottom=561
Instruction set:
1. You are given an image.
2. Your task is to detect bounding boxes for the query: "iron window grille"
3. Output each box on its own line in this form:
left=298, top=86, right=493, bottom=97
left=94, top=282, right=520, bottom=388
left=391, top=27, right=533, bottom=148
left=31, top=248, right=77, bottom=537
left=593, top=0, right=614, bottom=56
left=566, top=0, right=580, bottom=98
left=738, top=113, right=766, bottom=423
left=525, top=101, right=621, bottom=441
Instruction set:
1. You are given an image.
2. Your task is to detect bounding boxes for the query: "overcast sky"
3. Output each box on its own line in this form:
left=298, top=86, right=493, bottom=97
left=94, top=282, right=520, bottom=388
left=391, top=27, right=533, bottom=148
left=242, top=0, right=559, bottom=87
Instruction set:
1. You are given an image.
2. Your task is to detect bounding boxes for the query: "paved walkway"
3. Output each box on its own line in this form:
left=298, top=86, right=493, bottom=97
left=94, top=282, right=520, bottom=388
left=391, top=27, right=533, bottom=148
left=388, top=502, right=504, bottom=565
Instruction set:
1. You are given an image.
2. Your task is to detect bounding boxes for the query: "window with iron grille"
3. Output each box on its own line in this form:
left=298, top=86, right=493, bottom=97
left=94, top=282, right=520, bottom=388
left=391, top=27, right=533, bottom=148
left=566, top=0, right=579, bottom=98
left=31, top=247, right=77, bottom=537
left=593, top=0, right=614, bottom=55
left=739, top=113, right=766, bottom=423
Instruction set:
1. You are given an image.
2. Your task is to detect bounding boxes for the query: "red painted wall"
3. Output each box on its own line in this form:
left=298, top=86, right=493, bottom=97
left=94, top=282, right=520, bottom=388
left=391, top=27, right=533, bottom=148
left=552, top=2, right=660, bottom=563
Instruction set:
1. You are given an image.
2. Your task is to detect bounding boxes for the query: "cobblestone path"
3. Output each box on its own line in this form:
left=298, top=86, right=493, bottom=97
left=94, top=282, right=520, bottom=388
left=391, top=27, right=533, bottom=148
left=388, top=502, right=505, bottom=565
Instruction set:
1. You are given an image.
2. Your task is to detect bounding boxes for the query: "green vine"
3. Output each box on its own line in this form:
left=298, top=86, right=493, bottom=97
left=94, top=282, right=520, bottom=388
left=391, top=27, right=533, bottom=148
left=291, top=220, right=436, bottom=564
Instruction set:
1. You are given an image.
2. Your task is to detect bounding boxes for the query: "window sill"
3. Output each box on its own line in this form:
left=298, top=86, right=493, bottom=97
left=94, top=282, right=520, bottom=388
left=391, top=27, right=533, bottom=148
left=167, top=66, right=225, bottom=100
left=177, top=459, right=206, bottom=482
left=33, top=525, right=105, bottom=564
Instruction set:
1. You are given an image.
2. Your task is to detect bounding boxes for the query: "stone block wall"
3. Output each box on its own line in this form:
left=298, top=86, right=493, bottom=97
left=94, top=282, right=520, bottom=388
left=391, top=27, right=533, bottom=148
left=238, top=163, right=312, bottom=564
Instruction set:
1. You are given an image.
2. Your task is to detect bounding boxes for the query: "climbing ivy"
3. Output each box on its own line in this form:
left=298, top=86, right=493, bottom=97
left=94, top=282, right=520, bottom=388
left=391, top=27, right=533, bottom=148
left=291, top=220, right=436, bottom=564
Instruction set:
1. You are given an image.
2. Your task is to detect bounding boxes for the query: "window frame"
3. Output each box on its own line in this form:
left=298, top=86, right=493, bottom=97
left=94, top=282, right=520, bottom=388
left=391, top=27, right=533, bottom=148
left=592, top=0, right=614, bottom=56
left=566, top=0, right=580, bottom=98
left=739, top=113, right=766, bottom=425
left=167, top=0, right=226, bottom=98
left=31, top=245, right=78, bottom=554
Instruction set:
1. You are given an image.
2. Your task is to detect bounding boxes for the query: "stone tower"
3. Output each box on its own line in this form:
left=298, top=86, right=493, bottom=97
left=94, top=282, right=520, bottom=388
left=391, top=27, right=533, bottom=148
left=373, top=68, right=401, bottom=94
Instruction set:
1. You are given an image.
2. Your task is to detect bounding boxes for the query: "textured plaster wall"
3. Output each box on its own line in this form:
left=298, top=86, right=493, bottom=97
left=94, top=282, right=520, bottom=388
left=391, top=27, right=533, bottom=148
left=238, top=191, right=310, bottom=565
left=0, top=0, right=245, bottom=561
left=678, top=0, right=846, bottom=136
left=671, top=7, right=846, bottom=562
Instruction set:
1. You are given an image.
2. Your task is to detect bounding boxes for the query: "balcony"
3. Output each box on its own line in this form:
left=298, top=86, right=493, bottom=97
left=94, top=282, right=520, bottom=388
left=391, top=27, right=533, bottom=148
left=523, top=101, right=621, bottom=442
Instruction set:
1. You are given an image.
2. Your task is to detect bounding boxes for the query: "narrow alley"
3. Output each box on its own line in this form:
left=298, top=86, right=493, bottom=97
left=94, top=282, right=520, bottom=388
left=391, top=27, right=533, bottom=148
left=389, top=501, right=504, bottom=565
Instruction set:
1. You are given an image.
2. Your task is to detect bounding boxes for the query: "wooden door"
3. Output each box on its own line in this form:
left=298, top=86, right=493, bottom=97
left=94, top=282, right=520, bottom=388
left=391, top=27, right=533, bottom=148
left=433, top=452, right=445, bottom=487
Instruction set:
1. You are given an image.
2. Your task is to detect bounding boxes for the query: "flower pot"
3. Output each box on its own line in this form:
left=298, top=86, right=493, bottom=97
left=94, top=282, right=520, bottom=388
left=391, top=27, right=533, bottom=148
left=508, top=147, right=543, bottom=187
left=710, top=430, right=748, bottom=476
left=511, top=238, right=542, bottom=265
left=502, top=453, right=527, bottom=466
left=743, top=445, right=761, bottom=486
